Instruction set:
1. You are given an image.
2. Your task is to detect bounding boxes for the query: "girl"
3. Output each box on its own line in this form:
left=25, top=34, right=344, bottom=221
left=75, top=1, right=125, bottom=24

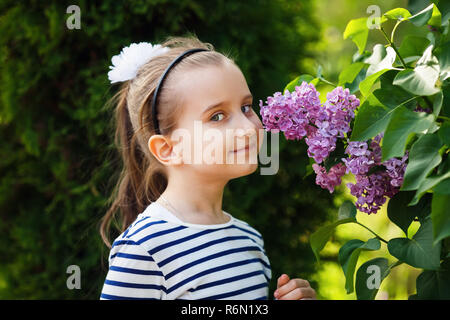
left=99, top=35, right=316, bottom=300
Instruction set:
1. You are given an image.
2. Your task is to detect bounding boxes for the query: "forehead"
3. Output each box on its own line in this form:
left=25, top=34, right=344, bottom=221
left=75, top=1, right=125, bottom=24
left=175, top=62, right=251, bottom=113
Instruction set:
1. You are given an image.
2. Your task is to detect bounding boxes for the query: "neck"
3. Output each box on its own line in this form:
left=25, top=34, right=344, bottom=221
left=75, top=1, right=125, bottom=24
left=159, top=170, right=229, bottom=224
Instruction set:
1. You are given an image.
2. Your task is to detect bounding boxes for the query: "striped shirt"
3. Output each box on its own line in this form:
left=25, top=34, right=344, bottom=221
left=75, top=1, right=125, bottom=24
left=100, top=201, right=272, bottom=300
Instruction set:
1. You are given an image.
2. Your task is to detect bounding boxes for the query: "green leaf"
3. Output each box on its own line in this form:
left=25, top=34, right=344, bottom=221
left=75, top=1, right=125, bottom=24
left=440, top=1, right=450, bottom=25
left=393, top=45, right=440, bottom=96
left=344, top=18, right=369, bottom=54
left=381, top=106, right=435, bottom=161
left=427, top=4, right=442, bottom=28
left=388, top=216, right=441, bottom=270
left=338, top=62, right=365, bottom=87
left=310, top=201, right=357, bottom=263
left=310, top=218, right=356, bottom=263
left=441, top=87, right=450, bottom=118
left=316, top=64, right=323, bottom=79
left=439, top=42, right=450, bottom=81
left=431, top=192, right=450, bottom=245
left=310, top=77, right=320, bottom=86
left=393, top=69, right=440, bottom=96
left=415, top=260, right=450, bottom=299
left=410, top=174, right=450, bottom=206
left=384, top=8, right=411, bottom=21
left=409, top=157, right=450, bottom=205
left=339, top=238, right=381, bottom=294
left=350, top=96, right=386, bottom=141
left=401, top=133, right=443, bottom=191
left=398, top=35, right=430, bottom=60
left=387, top=191, right=431, bottom=236
left=359, top=69, right=390, bottom=96
left=364, top=45, right=396, bottom=77
left=355, top=257, right=390, bottom=300
left=433, top=91, right=443, bottom=118
left=284, top=74, right=314, bottom=93
left=433, top=178, right=450, bottom=194
left=350, top=86, right=415, bottom=142
left=338, top=200, right=357, bottom=220
left=372, top=82, right=415, bottom=109
left=323, top=138, right=345, bottom=171
left=409, top=4, right=434, bottom=26
left=438, top=122, right=450, bottom=146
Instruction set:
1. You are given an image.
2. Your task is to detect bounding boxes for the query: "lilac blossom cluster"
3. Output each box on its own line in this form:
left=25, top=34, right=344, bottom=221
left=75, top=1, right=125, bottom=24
left=342, top=133, right=409, bottom=214
left=259, top=81, right=411, bottom=215
left=259, top=82, right=359, bottom=163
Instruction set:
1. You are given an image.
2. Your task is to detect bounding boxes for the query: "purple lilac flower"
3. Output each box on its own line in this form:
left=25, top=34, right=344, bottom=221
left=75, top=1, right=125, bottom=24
left=342, top=133, right=409, bottom=214
left=347, top=173, right=390, bottom=214
left=259, top=82, right=320, bottom=141
left=312, top=162, right=347, bottom=193
left=322, top=87, right=359, bottom=138
left=305, top=86, right=359, bottom=163
left=260, top=82, right=360, bottom=164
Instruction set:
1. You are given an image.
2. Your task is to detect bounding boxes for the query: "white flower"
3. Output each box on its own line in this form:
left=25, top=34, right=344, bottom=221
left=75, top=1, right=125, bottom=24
left=108, top=42, right=170, bottom=84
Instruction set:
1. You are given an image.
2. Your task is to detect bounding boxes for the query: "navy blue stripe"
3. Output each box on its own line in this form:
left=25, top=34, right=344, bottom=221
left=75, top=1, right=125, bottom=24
left=109, top=265, right=164, bottom=276
left=166, top=258, right=265, bottom=294
left=111, top=239, right=138, bottom=248
left=104, top=279, right=165, bottom=290
left=125, top=220, right=168, bottom=239
left=159, top=236, right=251, bottom=267
left=122, top=227, right=131, bottom=238
left=259, top=258, right=271, bottom=270
left=136, top=225, right=188, bottom=244
left=188, top=270, right=265, bottom=292
left=254, top=296, right=268, bottom=300
left=110, top=252, right=155, bottom=262
left=148, top=228, right=228, bottom=255
left=132, top=215, right=152, bottom=228
left=199, top=282, right=268, bottom=300
left=165, top=246, right=262, bottom=280
left=100, top=293, right=158, bottom=300
left=233, top=225, right=262, bottom=239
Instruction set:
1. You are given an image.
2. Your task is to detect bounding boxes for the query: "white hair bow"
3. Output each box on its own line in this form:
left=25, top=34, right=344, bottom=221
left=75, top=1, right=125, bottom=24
left=108, top=42, right=170, bottom=84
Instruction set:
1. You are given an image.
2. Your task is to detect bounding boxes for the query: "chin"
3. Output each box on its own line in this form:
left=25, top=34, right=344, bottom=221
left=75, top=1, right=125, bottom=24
left=228, top=162, right=259, bottom=179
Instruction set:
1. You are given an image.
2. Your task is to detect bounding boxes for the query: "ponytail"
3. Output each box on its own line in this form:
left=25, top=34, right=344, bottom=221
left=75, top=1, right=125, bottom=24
left=99, top=82, right=167, bottom=248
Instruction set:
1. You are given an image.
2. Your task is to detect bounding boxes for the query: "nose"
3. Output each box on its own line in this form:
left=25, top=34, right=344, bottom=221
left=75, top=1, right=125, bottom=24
left=233, top=114, right=259, bottom=147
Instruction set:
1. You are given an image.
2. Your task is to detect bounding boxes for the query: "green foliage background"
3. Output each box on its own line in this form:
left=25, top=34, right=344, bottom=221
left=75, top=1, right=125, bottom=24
left=0, top=0, right=337, bottom=299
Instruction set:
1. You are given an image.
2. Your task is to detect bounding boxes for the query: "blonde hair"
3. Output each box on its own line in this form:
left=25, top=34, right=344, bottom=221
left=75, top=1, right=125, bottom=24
left=100, top=34, right=236, bottom=248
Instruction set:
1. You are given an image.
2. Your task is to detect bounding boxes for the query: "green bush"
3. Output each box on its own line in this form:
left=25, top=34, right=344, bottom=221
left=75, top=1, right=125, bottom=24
left=0, top=0, right=336, bottom=299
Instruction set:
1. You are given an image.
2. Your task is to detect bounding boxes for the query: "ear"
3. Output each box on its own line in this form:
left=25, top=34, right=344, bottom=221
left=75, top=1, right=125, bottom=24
left=148, top=135, right=183, bottom=166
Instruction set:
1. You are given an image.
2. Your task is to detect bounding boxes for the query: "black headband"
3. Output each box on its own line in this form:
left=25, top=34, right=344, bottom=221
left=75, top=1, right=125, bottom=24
left=151, top=48, right=208, bottom=135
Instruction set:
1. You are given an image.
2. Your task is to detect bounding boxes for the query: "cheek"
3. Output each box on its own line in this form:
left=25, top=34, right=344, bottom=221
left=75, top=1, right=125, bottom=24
left=252, top=118, right=264, bottom=150
left=202, top=131, right=229, bottom=163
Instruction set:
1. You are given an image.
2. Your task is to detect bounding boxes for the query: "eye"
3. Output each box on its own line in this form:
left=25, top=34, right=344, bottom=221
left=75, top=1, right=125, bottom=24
left=210, top=112, right=225, bottom=122
left=242, top=104, right=253, bottom=113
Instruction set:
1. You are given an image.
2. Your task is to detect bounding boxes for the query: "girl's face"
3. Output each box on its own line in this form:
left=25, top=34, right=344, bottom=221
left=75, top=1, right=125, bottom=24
left=170, top=61, right=264, bottom=180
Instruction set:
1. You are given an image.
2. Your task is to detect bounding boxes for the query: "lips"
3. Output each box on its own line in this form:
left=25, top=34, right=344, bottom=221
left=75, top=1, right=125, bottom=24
left=232, top=143, right=255, bottom=153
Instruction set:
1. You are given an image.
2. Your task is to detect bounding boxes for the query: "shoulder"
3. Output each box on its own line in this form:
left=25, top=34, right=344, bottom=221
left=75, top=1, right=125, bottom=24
left=227, top=212, right=266, bottom=247
left=109, top=213, right=175, bottom=258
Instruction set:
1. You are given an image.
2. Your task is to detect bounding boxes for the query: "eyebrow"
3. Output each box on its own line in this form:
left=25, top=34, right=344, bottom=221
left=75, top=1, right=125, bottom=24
left=202, top=93, right=253, bottom=115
